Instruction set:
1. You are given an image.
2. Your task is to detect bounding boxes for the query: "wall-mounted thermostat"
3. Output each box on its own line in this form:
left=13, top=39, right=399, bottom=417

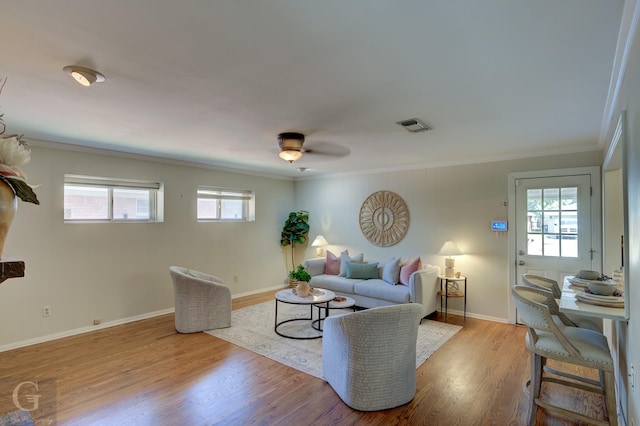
left=491, top=221, right=508, bottom=231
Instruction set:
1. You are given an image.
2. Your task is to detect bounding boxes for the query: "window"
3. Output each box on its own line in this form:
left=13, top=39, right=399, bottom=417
left=526, top=186, right=578, bottom=257
left=64, top=175, right=164, bottom=222
left=197, top=186, right=255, bottom=222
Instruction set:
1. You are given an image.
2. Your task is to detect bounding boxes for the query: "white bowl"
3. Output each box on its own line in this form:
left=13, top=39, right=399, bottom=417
left=587, top=281, right=616, bottom=296
left=577, top=270, right=601, bottom=280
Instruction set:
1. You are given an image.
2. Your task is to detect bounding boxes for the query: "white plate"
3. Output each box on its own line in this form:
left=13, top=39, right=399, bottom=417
left=575, top=290, right=624, bottom=302
left=568, top=277, right=588, bottom=288
left=570, top=277, right=615, bottom=286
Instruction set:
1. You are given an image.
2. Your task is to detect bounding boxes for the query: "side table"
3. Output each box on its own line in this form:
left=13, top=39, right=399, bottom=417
left=312, top=296, right=356, bottom=330
left=437, top=275, right=467, bottom=321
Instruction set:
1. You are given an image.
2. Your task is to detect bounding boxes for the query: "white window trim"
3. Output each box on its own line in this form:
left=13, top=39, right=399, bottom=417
left=197, top=185, right=255, bottom=222
left=64, top=174, right=164, bottom=223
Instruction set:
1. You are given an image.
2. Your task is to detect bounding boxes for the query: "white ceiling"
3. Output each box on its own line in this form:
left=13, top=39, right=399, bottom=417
left=1, top=1, right=625, bottom=178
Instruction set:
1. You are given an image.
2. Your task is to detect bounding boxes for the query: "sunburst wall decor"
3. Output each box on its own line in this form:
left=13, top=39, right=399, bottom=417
left=359, top=190, right=409, bottom=247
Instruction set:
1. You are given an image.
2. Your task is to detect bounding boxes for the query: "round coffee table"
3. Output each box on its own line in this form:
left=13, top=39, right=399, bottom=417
left=313, top=296, right=356, bottom=329
left=274, top=288, right=335, bottom=339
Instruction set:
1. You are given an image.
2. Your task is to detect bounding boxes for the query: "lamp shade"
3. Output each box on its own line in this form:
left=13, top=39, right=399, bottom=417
left=438, top=240, right=463, bottom=257
left=311, top=235, right=329, bottom=247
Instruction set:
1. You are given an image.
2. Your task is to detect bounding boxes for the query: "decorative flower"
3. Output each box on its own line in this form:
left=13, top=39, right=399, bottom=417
left=0, top=135, right=31, bottom=167
left=0, top=78, right=39, bottom=205
left=0, top=134, right=39, bottom=204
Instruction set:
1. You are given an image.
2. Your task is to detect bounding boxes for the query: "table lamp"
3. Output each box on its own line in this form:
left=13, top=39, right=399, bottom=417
left=311, top=235, right=330, bottom=257
left=438, top=240, right=463, bottom=278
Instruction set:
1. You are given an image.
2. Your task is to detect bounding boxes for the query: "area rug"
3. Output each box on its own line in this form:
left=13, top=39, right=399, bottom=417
left=0, top=409, right=34, bottom=426
left=205, top=301, right=462, bottom=379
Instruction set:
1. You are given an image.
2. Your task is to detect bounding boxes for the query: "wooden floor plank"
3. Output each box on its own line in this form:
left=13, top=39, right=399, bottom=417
left=0, top=289, right=610, bottom=425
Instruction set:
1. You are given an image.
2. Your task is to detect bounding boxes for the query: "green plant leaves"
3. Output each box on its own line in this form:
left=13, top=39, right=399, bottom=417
left=280, top=210, right=309, bottom=246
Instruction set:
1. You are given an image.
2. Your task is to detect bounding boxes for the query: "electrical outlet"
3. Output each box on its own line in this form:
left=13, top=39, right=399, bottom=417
left=93, top=319, right=101, bottom=325
left=233, top=275, right=238, bottom=283
left=42, top=306, right=51, bottom=317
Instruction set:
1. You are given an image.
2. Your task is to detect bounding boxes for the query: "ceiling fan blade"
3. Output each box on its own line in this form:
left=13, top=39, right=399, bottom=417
left=302, top=142, right=350, bottom=159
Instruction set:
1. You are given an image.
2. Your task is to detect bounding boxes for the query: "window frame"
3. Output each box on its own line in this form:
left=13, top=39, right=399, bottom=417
left=197, top=185, right=255, bottom=222
left=64, top=174, right=164, bottom=223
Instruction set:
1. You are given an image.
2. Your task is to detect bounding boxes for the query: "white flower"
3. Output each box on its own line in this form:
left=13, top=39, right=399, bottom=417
left=0, top=135, right=31, bottom=166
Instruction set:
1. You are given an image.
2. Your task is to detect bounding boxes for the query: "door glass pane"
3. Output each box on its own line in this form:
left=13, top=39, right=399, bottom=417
left=561, top=187, right=577, bottom=210
left=527, top=186, right=578, bottom=258
left=527, top=189, right=542, bottom=210
left=544, top=188, right=559, bottom=210
left=544, top=235, right=560, bottom=256
left=527, top=234, right=542, bottom=255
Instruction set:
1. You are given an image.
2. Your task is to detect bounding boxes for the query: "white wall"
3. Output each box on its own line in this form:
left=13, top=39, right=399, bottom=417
left=295, top=151, right=601, bottom=322
left=0, top=145, right=295, bottom=349
left=606, top=4, right=640, bottom=421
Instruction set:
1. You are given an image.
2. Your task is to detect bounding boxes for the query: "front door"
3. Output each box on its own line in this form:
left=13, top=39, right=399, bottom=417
left=507, top=167, right=601, bottom=322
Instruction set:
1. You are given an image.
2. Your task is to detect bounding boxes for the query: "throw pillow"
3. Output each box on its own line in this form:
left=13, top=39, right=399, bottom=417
left=325, top=250, right=343, bottom=275
left=399, top=257, right=421, bottom=286
left=346, top=262, right=379, bottom=279
left=382, top=257, right=401, bottom=285
left=339, top=252, right=364, bottom=276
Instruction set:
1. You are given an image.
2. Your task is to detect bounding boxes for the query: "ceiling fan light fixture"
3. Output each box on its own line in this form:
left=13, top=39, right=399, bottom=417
left=63, top=66, right=106, bottom=87
left=278, top=132, right=305, bottom=163
left=279, top=149, right=303, bottom=162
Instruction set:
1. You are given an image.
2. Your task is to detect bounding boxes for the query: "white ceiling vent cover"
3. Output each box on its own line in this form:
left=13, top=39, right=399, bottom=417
left=396, top=118, right=431, bottom=133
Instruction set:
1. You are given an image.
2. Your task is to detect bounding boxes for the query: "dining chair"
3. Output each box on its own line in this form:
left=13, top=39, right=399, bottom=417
left=521, top=274, right=602, bottom=332
left=511, top=285, right=616, bottom=426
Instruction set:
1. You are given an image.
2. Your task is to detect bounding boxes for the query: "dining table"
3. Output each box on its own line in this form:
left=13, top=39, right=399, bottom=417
left=558, top=276, right=626, bottom=321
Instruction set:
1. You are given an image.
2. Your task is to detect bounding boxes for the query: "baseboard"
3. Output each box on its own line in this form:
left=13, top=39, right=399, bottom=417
left=0, top=307, right=175, bottom=353
left=1, top=285, right=288, bottom=353
left=231, top=284, right=287, bottom=299
left=439, top=308, right=509, bottom=324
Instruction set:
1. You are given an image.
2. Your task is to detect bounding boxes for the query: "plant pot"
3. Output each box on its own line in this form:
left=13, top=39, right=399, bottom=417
left=289, top=279, right=299, bottom=289
left=296, top=281, right=310, bottom=297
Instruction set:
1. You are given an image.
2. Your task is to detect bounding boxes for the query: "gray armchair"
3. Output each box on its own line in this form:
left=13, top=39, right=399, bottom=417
left=322, top=303, right=423, bottom=411
left=169, top=266, right=232, bottom=333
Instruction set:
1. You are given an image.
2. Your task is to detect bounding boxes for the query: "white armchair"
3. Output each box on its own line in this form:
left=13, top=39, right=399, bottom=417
left=169, top=266, right=232, bottom=333
left=322, top=303, right=423, bottom=411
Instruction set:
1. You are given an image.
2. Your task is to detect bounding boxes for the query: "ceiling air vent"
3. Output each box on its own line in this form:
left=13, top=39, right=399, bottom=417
left=396, top=118, right=431, bottom=133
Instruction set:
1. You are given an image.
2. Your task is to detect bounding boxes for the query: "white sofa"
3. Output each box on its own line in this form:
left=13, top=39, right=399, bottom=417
left=304, top=257, right=440, bottom=318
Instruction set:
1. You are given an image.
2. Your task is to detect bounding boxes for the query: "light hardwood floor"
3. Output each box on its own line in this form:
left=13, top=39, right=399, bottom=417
left=0, top=290, right=610, bottom=425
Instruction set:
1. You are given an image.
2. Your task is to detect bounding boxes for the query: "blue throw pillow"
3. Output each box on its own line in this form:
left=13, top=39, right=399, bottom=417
left=346, top=262, right=379, bottom=279
left=382, top=258, right=401, bottom=285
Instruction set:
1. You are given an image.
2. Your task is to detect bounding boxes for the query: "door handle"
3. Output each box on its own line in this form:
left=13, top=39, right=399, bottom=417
left=518, top=260, right=525, bottom=266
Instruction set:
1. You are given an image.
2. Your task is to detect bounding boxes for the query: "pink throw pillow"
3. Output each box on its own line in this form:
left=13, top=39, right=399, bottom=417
left=325, top=250, right=343, bottom=275
left=399, top=257, right=421, bottom=286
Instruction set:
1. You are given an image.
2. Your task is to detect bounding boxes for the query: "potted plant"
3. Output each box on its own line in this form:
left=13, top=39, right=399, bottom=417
left=288, top=264, right=312, bottom=295
left=280, top=210, right=310, bottom=280
left=288, top=264, right=311, bottom=284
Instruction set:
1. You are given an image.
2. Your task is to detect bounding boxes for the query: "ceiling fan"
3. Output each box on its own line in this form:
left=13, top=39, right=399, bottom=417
left=277, top=132, right=349, bottom=163
left=278, top=132, right=306, bottom=163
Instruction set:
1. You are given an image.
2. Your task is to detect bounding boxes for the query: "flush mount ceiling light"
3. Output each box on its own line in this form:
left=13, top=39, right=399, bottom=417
left=396, top=118, right=431, bottom=133
left=63, top=66, right=106, bottom=87
left=278, top=132, right=305, bottom=163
